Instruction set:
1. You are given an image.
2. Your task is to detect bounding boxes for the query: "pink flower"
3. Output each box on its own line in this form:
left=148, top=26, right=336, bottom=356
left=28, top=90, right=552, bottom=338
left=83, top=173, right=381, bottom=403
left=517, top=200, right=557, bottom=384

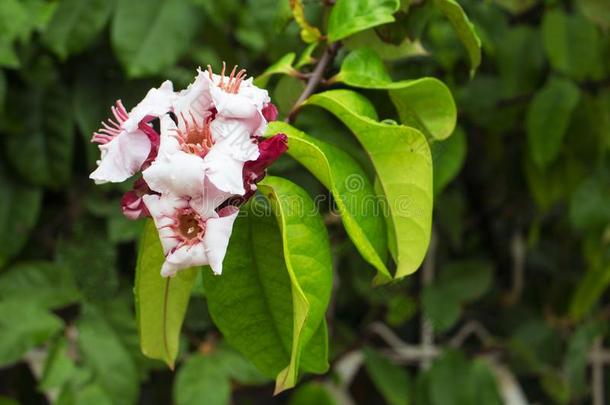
left=143, top=193, right=239, bottom=276
left=89, top=81, right=175, bottom=184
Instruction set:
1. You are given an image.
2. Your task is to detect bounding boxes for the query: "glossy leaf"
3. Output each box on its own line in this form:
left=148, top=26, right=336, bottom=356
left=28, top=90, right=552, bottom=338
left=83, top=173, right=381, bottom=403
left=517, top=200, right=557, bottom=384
left=306, top=90, right=433, bottom=278
left=335, top=48, right=457, bottom=140
left=135, top=220, right=198, bottom=369
left=526, top=77, right=580, bottom=168
left=204, top=188, right=332, bottom=393
left=0, top=165, right=42, bottom=265
left=433, top=0, right=482, bottom=76
left=327, top=0, right=400, bottom=42
left=43, top=0, right=114, bottom=59
left=344, top=29, right=427, bottom=62
left=266, top=121, right=390, bottom=282
left=111, top=0, right=200, bottom=77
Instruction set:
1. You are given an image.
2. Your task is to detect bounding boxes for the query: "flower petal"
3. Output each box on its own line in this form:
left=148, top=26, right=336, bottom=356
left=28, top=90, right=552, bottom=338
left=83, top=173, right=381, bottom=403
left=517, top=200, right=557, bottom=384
left=89, top=129, right=151, bottom=184
left=143, top=151, right=206, bottom=197
left=162, top=243, right=208, bottom=277
left=203, top=207, right=239, bottom=275
left=122, top=80, right=175, bottom=132
left=173, top=69, right=214, bottom=126
left=142, top=194, right=188, bottom=254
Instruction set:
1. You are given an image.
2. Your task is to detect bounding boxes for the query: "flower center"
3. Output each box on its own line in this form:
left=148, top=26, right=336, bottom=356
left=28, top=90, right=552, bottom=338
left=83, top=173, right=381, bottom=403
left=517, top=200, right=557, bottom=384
left=174, top=112, right=214, bottom=158
left=176, top=210, right=205, bottom=241
left=207, top=62, right=247, bottom=94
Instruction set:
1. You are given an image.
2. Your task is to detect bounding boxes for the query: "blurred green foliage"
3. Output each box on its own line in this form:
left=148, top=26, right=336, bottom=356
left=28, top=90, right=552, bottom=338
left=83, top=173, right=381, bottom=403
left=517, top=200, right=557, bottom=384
left=0, top=0, right=609, bottom=404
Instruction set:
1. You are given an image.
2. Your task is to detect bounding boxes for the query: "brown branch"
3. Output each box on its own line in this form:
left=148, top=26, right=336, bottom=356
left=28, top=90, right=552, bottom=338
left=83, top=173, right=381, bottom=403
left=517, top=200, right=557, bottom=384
left=285, top=42, right=340, bottom=123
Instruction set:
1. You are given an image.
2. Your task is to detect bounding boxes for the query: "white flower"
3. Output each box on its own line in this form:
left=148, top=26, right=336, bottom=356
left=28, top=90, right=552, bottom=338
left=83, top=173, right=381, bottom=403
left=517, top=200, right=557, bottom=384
left=143, top=105, right=260, bottom=207
left=143, top=193, right=238, bottom=277
left=89, top=81, right=175, bottom=184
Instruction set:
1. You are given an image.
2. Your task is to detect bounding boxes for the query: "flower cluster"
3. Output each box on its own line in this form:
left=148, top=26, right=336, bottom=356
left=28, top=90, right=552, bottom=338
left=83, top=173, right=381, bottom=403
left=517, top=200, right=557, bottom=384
left=90, top=64, right=287, bottom=277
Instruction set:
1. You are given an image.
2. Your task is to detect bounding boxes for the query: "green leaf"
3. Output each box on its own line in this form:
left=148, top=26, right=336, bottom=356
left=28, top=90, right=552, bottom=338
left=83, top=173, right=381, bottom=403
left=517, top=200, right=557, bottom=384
left=266, top=121, right=390, bottom=282
left=363, top=347, right=410, bottom=405
left=433, top=0, right=482, bottom=76
left=563, top=321, right=606, bottom=395
left=111, top=0, right=201, bottom=77
left=335, top=48, right=457, bottom=140
left=257, top=176, right=333, bottom=392
left=431, top=127, right=466, bottom=195
left=0, top=164, right=42, bottom=264
left=39, top=338, right=78, bottom=391
left=327, top=0, right=400, bottom=42
left=542, top=9, right=603, bottom=81
left=174, top=354, right=231, bottom=405
left=344, top=29, right=427, bottom=62
left=0, top=300, right=63, bottom=367
left=422, top=285, right=461, bottom=332
left=203, top=188, right=332, bottom=393
left=420, top=350, right=502, bottom=405
left=0, top=261, right=80, bottom=309
left=254, top=52, right=297, bottom=88
left=135, top=220, right=198, bottom=368
left=42, top=0, right=114, bottom=59
left=526, top=77, right=581, bottom=168
left=569, top=174, right=610, bottom=231
left=570, top=265, right=610, bottom=320
left=306, top=90, right=433, bottom=278
left=78, top=305, right=138, bottom=405
left=577, top=0, right=610, bottom=29
left=3, top=75, right=74, bottom=188
left=289, top=382, right=337, bottom=405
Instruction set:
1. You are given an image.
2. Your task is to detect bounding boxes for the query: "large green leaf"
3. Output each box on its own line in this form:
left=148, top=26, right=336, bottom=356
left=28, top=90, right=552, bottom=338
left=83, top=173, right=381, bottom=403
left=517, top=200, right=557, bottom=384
left=526, top=77, right=581, bottom=168
left=327, top=0, right=400, bottom=42
left=135, top=220, right=198, bottom=369
left=0, top=164, right=42, bottom=265
left=433, top=0, right=482, bottom=76
left=111, top=0, right=201, bottom=77
left=257, top=176, right=333, bottom=392
left=306, top=90, right=433, bottom=278
left=334, top=48, right=457, bottom=140
left=203, top=183, right=332, bottom=393
left=266, top=121, right=390, bottom=282
left=0, top=300, right=63, bottom=367
left=42, top=0, right=114, bottom=59
left=3, top=77, right=74, bottom=188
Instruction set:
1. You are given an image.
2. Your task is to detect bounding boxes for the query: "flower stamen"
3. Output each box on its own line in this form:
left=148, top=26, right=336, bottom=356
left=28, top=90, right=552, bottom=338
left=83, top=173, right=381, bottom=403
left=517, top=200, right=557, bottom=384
left=92, top=100, right=128, bottom=144
left=173, top=112, right=215, bottom=157
left=207, top=62, right=247, bottom=94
